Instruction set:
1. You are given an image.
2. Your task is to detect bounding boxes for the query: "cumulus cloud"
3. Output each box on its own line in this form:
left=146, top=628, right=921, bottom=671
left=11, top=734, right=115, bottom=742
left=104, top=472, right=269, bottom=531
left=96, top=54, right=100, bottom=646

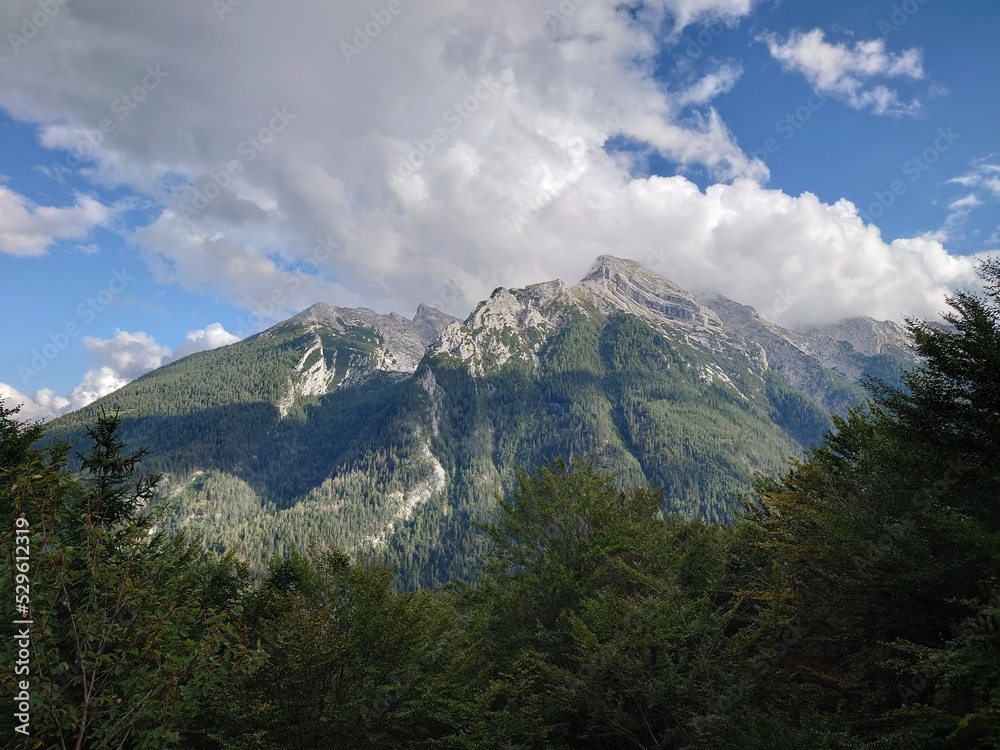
left=0, top=383, right=70, bottom=421
left=83, top=329, right=170, bottom=381
left=0, top=323, right=241, bottom=419
left=172, top=323, right=240, bottom=360
left=0, top=0, right=769, bottom=316
left=65, top=367, right=131, bottom=413
left=528, top=176, right=980, bottom=327
left=0, top=186, right=112, bottom=256
left=760, top=29, right=924, bottom=115
left=0, top=0, right=974, bottom=341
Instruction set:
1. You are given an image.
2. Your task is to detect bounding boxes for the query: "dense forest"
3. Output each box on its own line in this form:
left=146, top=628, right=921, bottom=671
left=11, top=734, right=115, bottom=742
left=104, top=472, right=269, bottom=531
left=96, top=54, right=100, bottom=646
left=2, top=259, right=999, bottom=748
left=43, top=303, right=879, bottom=589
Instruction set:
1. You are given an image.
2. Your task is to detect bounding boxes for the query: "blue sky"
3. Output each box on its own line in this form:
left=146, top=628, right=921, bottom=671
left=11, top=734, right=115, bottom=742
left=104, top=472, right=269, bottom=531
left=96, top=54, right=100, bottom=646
left=0, top=0, right=996, bottom=418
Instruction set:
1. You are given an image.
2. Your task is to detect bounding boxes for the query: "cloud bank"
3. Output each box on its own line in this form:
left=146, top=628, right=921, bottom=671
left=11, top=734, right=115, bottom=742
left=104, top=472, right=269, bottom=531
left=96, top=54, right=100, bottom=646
left=0, top=324, right=239, bottom=420
left=0, top=0, right=981, bottom=353
left=0, top=186, right=112, bottom=256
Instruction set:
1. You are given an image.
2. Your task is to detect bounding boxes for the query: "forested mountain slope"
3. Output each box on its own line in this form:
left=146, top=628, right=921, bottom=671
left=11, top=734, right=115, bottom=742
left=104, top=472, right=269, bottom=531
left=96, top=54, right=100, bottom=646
left=47, top=256, right=915, bottom=586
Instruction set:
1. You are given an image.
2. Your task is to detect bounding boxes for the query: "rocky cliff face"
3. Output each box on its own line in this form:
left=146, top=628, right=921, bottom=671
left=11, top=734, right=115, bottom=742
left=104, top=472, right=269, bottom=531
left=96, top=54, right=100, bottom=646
left=48, top=254, right=921, bottom=586
left=434, top=281, right=585, bottom=376
left=422, top=255, right=912, bottom=413
left=284, top=258, right=912, bottom=401
left=273, top=257, right=914, bottom=415
left=573, top=256, right=728, bottom=346
left=413, top=303, right=461, bottom=345
left=289, top=303, right=444, bottom=375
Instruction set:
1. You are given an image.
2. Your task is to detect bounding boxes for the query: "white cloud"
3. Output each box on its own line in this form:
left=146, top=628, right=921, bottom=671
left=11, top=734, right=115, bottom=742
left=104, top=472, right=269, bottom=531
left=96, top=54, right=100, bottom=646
left=760, top=29, right=924, bottom=115
left=949, top=194, right=983, bottom=211
left=658, top=0, right=760, bottom=33
left=942, top=156, right=1000, bottom=237
left=0, top=0, right=977, bottom=344
left=70, top=325, right=241, bottom=408
left=0, top=383, right=70, bottom=421
left=948, top=157, right=1000, bottom=198
left=66, top=367, right=130, bottom=413
left=0, top=0, right=769, bottom=317
left=172, top=323, right=240, bottom=360
left=530, top=176, right=979, bottom=327
left=675, top=63, right=744, bottom=107
left=2, top=324, right=242, bottom=419
left=83, top=329, right=170, bottom=381
left=0, top=186, right=112, bottom=256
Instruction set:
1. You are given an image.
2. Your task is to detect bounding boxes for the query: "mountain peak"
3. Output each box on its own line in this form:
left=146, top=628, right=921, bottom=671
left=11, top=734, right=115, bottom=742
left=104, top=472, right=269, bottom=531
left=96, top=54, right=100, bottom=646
left=572, top=254, right=724, bottom=342
left=413, top=303, right=459, bottom=344
left=584, top=255, right=647, bottom=281
left=286, top=303, right=431, bottom=375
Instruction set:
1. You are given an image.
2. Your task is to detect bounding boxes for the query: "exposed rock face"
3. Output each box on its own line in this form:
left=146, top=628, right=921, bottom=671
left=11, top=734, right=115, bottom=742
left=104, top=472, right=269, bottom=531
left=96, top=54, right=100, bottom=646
left=573, top=255, right=728, bottom=345
left=51, top=254, right=924, bottom=583
left=279, top=255, right=913, bottom=413
left=434, top=281, right=584, bottom=376
left=793, top=318, right=912, bottom=381
left=364, top=441, right=447, bottom=549
left=423, top=255, right=914, bottom=413
left=270, top=302, right=460, bottom=411
left=290, top=303, right=431, bottom=374
left=699, top=295, right=856, bottom=411
left=413, top=303, right=460, bottom=344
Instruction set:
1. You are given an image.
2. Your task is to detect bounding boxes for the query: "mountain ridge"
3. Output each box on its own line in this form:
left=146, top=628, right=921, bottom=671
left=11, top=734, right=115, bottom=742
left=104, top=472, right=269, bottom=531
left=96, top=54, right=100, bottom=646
left=45, top=255, right=916, bottom=586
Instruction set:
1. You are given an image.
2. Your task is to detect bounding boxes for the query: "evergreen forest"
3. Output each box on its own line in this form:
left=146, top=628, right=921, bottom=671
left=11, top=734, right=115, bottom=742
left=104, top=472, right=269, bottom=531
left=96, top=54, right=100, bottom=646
left=2, top=260, right=999, bottom=748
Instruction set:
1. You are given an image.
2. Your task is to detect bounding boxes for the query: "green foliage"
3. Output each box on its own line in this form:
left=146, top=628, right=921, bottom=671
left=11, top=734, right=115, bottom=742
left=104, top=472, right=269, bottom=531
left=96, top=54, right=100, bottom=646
left=0, top=405, right=249, bottom=749
left=43, top=310, right=848, bottom=588
left=206, top=547, right=475, bottom=749
left=742, top=258, right=1000, bottom=746
left=3, top=248, right=999, bottom=750
left=464, top=460, right=751, bottom=748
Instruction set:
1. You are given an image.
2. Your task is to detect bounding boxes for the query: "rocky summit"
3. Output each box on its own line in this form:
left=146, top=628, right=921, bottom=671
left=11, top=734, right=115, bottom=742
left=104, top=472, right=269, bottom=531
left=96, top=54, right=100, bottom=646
left=48, top=255, right=916, bottom=586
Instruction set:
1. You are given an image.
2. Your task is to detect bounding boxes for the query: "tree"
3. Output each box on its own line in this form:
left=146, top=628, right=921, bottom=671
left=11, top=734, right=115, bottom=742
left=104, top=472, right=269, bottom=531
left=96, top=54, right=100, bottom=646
left=214, top=546, right=474, bottom=749
left=468, top=460, right=768, bottom=749
left=0, top=404, right=247, bottom=749
left=745, top=259, right=1000, bottom=746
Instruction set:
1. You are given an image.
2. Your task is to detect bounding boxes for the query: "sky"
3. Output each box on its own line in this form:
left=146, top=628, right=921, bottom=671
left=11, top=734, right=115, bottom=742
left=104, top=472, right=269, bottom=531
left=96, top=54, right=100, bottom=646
left=1, top=0, right=997, bottom=420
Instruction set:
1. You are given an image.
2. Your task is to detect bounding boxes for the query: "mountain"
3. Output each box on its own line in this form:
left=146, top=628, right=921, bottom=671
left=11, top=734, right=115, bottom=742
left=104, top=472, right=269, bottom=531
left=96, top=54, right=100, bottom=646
left=46, top=256, right=915, bottom=587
